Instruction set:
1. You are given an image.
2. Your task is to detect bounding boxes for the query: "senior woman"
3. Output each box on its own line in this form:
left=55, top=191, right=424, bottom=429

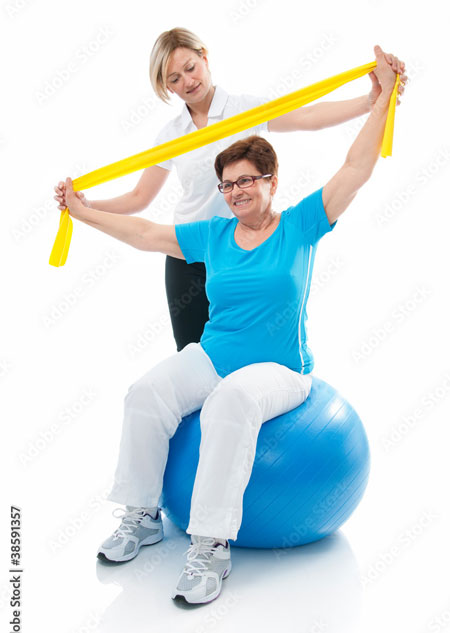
left=54, top=27, right=407, bottom=354
left=63, top=45, right=401, bottom=605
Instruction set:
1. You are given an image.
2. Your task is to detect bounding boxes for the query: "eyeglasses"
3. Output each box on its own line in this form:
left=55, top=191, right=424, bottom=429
left=217, top=174, right=272, bottom=194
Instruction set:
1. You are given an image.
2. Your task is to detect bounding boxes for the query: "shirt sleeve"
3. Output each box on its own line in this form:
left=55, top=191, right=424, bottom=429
left=152, top=125, right=174, bottom=171
left=284, top=187, right=337, bottom=245
left=175, top=219, right=211, bottom=263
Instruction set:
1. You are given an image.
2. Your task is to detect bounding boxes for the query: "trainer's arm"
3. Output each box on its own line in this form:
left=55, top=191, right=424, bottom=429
left=89, top=165, right=170, bottom=213
left=268, top=95, right=371, bottom=132
left=64, top=177, right=185, bottom=259
left=55, top=165, right=169, bottom=215
left=269, top=51, right=406, bottom=132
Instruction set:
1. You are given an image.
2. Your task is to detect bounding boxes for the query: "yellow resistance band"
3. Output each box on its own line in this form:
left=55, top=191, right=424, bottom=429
left=50, top=61, right=400, bottom=267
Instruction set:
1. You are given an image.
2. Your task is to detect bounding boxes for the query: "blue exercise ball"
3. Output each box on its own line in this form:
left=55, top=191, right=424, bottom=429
left=161, top=376, right=370, bottom=548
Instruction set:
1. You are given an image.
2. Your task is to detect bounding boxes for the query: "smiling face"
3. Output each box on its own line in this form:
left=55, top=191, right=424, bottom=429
left=165, top=46, right=212, bottom=103
left=221, top=159, right=278, bottom=223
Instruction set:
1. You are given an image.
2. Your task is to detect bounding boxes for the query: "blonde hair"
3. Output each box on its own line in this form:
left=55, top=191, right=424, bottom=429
left=149, top=27, right=209, bottom=104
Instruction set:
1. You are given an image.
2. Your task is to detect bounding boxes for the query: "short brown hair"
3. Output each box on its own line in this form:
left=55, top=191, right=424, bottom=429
left=149, top=28, right=208, bottom=104
left=214, top=135, right=278, bottom=181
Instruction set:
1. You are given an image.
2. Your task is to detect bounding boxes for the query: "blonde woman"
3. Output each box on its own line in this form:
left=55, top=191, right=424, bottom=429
left=62, top=44, right=405, bottom=604
left=54, top=27, right=407, bottom=353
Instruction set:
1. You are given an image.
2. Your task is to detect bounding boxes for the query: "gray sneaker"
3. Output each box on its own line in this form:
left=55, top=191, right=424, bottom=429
left=97, top=505, right=163, bottom=562
left=171, top=535, right=232, bottom=604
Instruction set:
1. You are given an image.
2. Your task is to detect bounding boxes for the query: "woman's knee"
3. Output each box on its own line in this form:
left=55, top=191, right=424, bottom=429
left=124, top=371, right=167, bottom=410
left=201, top=379, right=259, bottom=422
left=123, top=374, right=182, bottom=439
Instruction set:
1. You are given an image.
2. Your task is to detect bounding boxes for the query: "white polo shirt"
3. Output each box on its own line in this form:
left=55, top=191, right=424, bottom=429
left=152, top=85, right=268, bottom=224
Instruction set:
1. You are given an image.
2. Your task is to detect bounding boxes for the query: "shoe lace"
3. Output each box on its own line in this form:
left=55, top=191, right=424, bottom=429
left=183, top=537, right=217, bottom=577
left=111, top=507, right=146, bottom=540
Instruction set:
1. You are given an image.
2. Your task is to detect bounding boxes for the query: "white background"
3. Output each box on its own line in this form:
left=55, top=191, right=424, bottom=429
left=2, top=0, right=450, bottom=631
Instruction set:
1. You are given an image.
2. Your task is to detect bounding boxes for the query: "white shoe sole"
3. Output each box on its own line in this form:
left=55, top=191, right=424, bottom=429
left=97, top=530, right=164, bottom=562
left=171, top=561, right=232, bottom=604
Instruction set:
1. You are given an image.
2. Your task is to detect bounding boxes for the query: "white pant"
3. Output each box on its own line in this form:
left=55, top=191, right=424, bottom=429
left=107, top=342, right=313, bottom=541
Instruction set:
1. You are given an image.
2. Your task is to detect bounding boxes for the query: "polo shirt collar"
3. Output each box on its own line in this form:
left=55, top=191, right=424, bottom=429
left=179, top=85, right=229, bottom=130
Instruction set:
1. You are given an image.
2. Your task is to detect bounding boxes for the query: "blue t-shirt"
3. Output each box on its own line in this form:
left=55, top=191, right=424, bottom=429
left=174, top=187, right=337, bottom=378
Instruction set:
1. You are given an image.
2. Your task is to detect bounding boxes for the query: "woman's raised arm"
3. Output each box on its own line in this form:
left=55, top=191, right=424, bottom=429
left=321, top=45, right=400, bottom=225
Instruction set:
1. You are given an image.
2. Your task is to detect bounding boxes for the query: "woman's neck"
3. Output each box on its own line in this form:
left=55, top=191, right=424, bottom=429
left=238, top=208, right=278, bottom=234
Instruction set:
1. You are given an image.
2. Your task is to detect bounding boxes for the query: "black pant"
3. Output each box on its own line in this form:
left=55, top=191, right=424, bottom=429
left=165, top=255, right=210, bottom=352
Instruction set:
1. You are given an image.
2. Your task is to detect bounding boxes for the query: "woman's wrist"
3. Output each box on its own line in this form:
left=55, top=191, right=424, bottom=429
left=377, top=85, right=394, bottom=105
left=68, top=202, right=95, bottom=221
left=370, top=89, right=391, bottom=118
